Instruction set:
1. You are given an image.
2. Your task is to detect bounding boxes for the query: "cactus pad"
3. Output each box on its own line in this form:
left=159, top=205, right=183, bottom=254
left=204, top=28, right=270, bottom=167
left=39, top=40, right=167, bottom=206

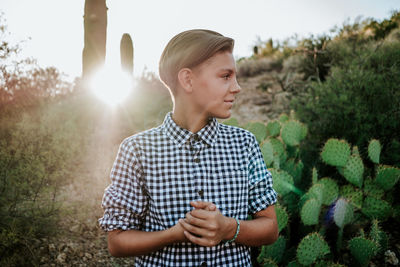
left=364, top=178, right=384, bottom=199
left=375, top=165, right=400, bottom=191
left=270, top=169, right=295, bottom=196
left=361, top=196, right=392, bottom=220
left=281, top=121, right=306, bottom=146
left=257, top=236, right=286, bottom=264
left=261, top=140, right=274, bottom=166
left=368, top=139, right=381, bottom=164
left=343, top=155, right=364, bottom=188
left=296, top=233, right=330, bottom=265
left=339, top=185, right=363, bottom=209
left=312, top=167, right=318, bottom=185
left=247, top=122, right=267, bottom=143
left=369, top=219, right=389, bottom=253
left=266, top=120, right=281, bottom=137
left=270, top=138, right=286, bottom=162
left=333, top=198, right=354, bottom=228
left=348, top=237, right=379, bottom=266
left=275, top=205, right=289, bottom=232
left=222, top=117, right=239, bottom=127
left=279, top=113, right=289, bottom=123
left=301, top=198, right=321, bottom=225
left=307, top=184, right=324, bottom=204
left=321, top=139, right=351, bottom=167
left=317, top=177, right=339, bottom=205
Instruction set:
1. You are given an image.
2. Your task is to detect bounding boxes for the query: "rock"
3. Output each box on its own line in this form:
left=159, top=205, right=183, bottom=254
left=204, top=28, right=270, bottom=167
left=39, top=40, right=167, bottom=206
left=385, top=250, right=399, bottom=266
left=84, top=252, right=93, bottom=260
left=70, top=224, right=80, bottom=232
left=48, top=243, right=56, bottom=253
left=56, top=253, right=67, bottom=264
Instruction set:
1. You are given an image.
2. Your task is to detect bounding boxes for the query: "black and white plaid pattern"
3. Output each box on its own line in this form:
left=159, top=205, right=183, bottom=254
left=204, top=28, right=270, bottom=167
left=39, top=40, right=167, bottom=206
left=98, top=111, right=277, bottom=266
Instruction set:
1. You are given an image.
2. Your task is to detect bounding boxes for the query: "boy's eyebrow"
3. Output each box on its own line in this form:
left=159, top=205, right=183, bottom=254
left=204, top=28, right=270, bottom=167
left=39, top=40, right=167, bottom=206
left=219, top=68, right=237, bottom=74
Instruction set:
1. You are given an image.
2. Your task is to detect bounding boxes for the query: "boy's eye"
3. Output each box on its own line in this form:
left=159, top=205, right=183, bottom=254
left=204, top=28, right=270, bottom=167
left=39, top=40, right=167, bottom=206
left=223, top=74, right=231, bottom=80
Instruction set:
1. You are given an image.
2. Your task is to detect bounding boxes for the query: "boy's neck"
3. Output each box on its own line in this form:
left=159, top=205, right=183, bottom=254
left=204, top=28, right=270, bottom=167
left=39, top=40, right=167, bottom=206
left=171, top=107, right=211, bottom=134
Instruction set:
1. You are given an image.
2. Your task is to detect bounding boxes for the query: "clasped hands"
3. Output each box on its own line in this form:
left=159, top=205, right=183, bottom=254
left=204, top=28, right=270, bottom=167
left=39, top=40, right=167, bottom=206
left=176, top=201, right=236, bottom=247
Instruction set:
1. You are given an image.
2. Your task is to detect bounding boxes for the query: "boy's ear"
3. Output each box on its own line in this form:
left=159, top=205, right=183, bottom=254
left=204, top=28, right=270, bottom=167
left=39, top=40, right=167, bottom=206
left=177, top=68, right=193, bottom=93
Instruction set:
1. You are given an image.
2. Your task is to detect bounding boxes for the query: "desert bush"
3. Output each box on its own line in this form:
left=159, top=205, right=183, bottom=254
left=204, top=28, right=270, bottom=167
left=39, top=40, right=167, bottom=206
left=291, top=40, right=400, bottom=172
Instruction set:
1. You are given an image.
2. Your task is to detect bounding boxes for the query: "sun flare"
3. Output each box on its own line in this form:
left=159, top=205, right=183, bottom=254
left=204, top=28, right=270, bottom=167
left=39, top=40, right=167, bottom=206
left=89, top=66, right=134, bottom=106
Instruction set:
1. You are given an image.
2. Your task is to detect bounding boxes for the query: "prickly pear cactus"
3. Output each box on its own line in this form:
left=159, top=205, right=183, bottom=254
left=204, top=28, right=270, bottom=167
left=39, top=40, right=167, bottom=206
left=348, top=237, right=379, bottom=266
left=321, top=139, right=351, bottom=167
left=307, top=184, right=324, bottom=204
left=363, top=178, right=384, bottom=199
left=281, top=120, right=307, bottom=146
left=257, top=236, right=286, bottom=264
left=368, top=139, right=381, bottom=164
left=222, top=117, right=239, bottom=127
left=312, top=167, right=318, bottom=185
left=300, top=198, right=321, bottom=225
left=333, top=198, right=354, bottom=228
left=269, top=169, right=295, bottom=196
left=246, top=122, right=267, bottom=143
left=343, top=154, right=364, bottom=188
left=261, top=140, right=274, bottom=166
left=279, top=113, right=289, bottom=123
left=375, top=165, right=400, bottom=191
left=317, top=177, right=339, bottom=205
left=275, top=205, right=289, bottom=232
left=361, top=196, right=392, bottom=220
left=296, top=233, right=330, bottom=265
left=339, top=184, right=363, bottom=209
left=266, top=120, right=281, bottom=137
left=369, top=219, right=388, bottom=253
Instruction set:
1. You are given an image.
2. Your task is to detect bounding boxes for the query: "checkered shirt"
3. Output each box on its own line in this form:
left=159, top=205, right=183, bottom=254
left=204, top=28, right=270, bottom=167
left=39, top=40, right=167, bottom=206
left=98, top=111, right=277, bottom=267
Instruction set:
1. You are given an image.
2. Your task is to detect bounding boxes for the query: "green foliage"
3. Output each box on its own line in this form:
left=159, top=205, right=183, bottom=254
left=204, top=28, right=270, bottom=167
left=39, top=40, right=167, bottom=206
left=343, top=154, right=364, bottom=188
left=361, top=197, right=392, bottom=220
left=301, top=198, right=321, bottom=225
left=317, top=177, right=339, bottom=205
left=275, top=205, right=289, bottom=232
left=281, top=120, right=307, bottom=146
left=266, top=120, right=281, bottom=137
left=368, top=139, right=381, bottom=164
left=222, top=117, right=240, bottom=127
left=348, top=237, right=379, bottom=267
left=296, top=233, right=330, bottom=265
left=339, top=185, right=363, bottom=209
left=258, top=236, right=286, bottom=264
left=375, top=165, right=400, bottom=190
left=269, top=168, right=295, bottom=196
left=246, top=122, right=267, bottom=143
left=321, top=139, right=351, bottom=167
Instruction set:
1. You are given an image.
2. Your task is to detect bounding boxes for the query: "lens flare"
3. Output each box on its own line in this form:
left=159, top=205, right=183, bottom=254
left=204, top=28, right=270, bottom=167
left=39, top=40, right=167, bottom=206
left=89, top=66, right=133, bottom=106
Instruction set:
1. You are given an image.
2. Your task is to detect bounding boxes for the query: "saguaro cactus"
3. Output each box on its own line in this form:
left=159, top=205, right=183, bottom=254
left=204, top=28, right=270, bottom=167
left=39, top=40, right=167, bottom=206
left=82, top=0, right=108, bottom=79
left=120, top=33, right=134, bottom=75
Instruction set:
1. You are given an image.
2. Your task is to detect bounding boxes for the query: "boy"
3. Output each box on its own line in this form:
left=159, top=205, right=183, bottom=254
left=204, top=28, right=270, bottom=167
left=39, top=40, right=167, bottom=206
left=98, top=29, right=278, bottom=266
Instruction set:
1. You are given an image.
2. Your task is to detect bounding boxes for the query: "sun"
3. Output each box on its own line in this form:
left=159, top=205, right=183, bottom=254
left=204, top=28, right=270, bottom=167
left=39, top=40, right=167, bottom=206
left=89, top=65, right=134, bottom=106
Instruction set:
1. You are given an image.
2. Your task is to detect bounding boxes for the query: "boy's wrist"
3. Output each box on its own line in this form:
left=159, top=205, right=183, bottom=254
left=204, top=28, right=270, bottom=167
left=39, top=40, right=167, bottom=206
left=223, top=217, right=238, bottom=241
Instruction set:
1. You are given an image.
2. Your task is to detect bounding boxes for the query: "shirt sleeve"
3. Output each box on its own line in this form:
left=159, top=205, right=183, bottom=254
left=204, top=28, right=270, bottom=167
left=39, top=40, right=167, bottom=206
left=98, top=138, right=148, bottom=231
left=248, top=133, right=278, bottom=214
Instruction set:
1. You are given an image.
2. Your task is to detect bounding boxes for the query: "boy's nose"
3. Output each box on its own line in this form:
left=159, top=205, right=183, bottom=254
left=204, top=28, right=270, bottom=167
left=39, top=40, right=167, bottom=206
left=231, top=79, right=241, bottom=93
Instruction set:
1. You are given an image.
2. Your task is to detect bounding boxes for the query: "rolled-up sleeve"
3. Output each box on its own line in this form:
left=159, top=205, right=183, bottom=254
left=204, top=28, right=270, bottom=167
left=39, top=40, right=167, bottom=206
left=248, top=134, right=278, bottom=214
left=98, top=138, right=148, bottom=231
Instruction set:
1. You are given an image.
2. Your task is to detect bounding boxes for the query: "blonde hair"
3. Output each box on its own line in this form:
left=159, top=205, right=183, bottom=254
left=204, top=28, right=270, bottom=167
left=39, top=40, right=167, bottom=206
left=159, top=29, right=234, bottom=96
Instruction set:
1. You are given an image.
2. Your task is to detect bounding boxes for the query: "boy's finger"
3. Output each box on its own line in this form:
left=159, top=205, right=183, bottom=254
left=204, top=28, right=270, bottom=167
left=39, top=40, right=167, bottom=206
left=184, top=212, right=209, bottom=228
left=179, top=218, right=207, bottom=236
left=183, top=231, right=211, bottom=247
left=189, top=208, right=213, bottom=219
left=190, top=201, right=214, bottom=209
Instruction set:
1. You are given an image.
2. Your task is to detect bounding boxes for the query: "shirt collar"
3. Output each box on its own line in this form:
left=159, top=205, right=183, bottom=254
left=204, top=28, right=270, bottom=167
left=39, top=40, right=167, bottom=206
left=161, top=111, right=219, bottom=148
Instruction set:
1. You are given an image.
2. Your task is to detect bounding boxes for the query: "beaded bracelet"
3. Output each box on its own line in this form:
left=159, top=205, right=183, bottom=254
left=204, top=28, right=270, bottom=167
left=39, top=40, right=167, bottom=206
left=224, top=218, right=240, bottom=244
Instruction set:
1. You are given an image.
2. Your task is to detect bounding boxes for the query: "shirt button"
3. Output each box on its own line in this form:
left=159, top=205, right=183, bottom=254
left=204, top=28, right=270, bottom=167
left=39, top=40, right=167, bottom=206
left=198, top=189, right=204, bottom=197
left=193, top=134, right=200, bottom=141
left=200, top=262, right=207, bottom=267
left=194, top=158, right=200, bottom=163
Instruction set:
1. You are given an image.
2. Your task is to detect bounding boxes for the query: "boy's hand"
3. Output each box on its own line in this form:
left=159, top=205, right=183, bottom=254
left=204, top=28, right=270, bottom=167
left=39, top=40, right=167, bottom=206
left=178, top=201, right=236, bottom=247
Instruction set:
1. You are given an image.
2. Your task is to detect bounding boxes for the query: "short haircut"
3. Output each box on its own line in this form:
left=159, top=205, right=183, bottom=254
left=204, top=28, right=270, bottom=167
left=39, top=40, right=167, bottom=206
left=159, top=29, right=234, bottom=96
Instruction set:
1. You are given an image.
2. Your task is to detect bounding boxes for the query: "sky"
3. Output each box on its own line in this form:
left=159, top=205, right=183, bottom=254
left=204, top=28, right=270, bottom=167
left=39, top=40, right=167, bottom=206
left=1, top=0, right=399, bottom=81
